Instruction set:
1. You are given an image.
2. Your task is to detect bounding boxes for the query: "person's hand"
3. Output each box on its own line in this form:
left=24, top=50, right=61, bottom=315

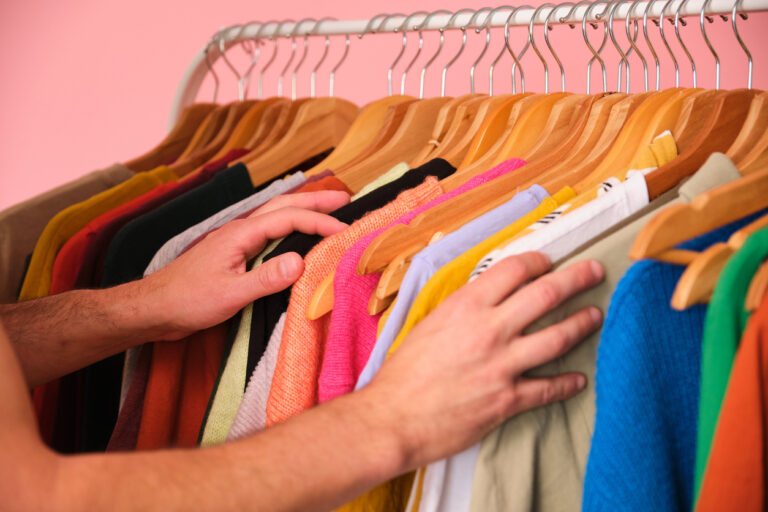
left=363, top=252, right=605, bottom=470
left=142, top=190, right=350, bottom=340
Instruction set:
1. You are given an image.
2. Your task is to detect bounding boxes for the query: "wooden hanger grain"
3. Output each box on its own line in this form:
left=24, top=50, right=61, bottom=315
left=410, top=94, right=484, bottom=167
left=745, top=260, right=768, bottom=311
left=726, top=92, right=768, bottom=165
left=125, top=103, right=218, bottom=172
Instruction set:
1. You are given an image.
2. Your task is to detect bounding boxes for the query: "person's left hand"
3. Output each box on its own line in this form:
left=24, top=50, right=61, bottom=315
left=142, top=190, right=350, bottom=340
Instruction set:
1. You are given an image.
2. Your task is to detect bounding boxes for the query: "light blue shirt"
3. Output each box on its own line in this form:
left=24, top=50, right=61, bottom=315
left=355, top=184, right=549, bottom=390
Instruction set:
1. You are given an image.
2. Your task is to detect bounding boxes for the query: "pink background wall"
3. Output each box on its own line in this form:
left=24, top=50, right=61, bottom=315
left=1, top=1, right=766, bottom=211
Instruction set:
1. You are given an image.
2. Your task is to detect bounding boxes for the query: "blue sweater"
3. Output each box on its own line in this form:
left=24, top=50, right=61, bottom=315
left=582, top=212, right=765, bottom=512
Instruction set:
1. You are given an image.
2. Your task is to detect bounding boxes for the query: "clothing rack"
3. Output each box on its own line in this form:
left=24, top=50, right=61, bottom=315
left=169, top=0, right=768, bottom=127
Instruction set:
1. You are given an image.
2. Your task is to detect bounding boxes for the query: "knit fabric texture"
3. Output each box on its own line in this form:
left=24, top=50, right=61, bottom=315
left=582, top=211, right=766, bottom=512
left=694, top=225, right=768, bottom=498
left=319, top=158, right=527, bottom=403
left=266, top=176, right=445, bottom=425
left=695, top=293, right=768, bottom=512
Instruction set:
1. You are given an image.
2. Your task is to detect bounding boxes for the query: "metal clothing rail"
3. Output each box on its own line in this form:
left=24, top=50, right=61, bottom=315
left=168, top=0, right=768, bottom=127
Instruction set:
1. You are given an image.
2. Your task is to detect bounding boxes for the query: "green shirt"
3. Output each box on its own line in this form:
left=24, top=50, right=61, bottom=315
left=695, top=225, right=768, bottom=499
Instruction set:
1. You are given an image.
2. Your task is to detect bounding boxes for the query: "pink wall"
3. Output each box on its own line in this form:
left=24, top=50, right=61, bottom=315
left=1, top=1, right=766, bottom=211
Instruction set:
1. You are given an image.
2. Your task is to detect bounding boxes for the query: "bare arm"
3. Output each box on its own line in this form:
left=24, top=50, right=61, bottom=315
left=1, top=248, right=604, bottom=512
left=1, top=191, right=351, bottom=387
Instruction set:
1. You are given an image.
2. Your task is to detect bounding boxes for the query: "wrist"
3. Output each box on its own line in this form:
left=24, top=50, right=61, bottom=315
left=104, top=279, right=178, bottom=345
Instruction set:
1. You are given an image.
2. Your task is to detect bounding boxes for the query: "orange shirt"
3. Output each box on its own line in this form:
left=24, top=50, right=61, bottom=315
left=696, top=293, right=768, bottom=511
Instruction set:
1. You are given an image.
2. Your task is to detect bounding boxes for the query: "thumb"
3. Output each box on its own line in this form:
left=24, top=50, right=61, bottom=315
left=243, top=252, right=305, bottom=300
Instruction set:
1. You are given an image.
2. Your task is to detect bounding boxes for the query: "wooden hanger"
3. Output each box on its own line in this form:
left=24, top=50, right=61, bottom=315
left=171, top=100, right=256, bottom=177
left=630, top=166, right=768, bottom=263
left=207, top=98, right=285, bottom=161
left=363, top=92, right=651, bottom=313
left=176, top=103, right=237, bottom=161
left=437, top=95, right=518, bottom=165
left=736, top=125, right=768, bottom=174
left=358, top=91, right=603, bottom=278
left=454, top=93, right=567, bottom=180
left=331, top=98, right=420, bottom=174
left=725, top=91, right=768, bottom=164
left=236, top=99, right=310, bottom=163
left=458, top=93, right=533, bottom=166
left=243, top=98, right=359, bottom=187
left=644, top=89, right=759, bottom=199
left=671, top=212, right=768, bottom=309
left=301, top=96, right=415, bottom=177
left=745, top=260, right=768, bottom=312
left=333, top=97, right=452, bottom=193
left=423, top=95, right=494, bottom=163
left=410, top=93, right=484, bottom=166
left=125, top=103, right=217, bottom=172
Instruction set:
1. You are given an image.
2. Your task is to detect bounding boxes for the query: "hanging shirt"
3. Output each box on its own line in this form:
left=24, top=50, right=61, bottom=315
left=695, top=293, right=768, bottom=512
left=17, top=165, right=177, bottom=301
left=582, top=212, right=767, bottom=511
left=319, top=158, right=528, bottom=404
left=468, top=153, right=743, bottom=512
left=267, top=176, right=447, bottom=426
left=694, top=225, right=768, bottom=499
left=0, top=163, right=133, bottom=303
left=245, top=160, right=456, bottom=393
left=143, top=172, right=305, bottom=276
left=468, top=172, right=650, bottom=282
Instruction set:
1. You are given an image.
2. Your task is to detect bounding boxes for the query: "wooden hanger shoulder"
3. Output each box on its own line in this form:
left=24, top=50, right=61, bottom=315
left=421, top=95, right=490, bottom=164
left=208, top=98, right=284, bottom=161
left=644, top=89, right=759, bottom=199
left=410, top=93, right=483, bottom=167
left=736, top=124, right=768, bottom=174
left=727, top=92, right=768, bottom=164
left=302, top=95, right=415, bottom=177
left=671, top=212, right=768, bottom=310
left=458, top=93, right=532, bottom=168
left=631, top=166, right=768, bottom=261
left=239, top=99, right=311, bottom=163
left=745, top=260, right=768, bottom=311
left=177, top=104, right=232, bottom=161
left=519, top=94, right=590, bottom=162
left=245, top=98, right=360, bottom=187
left=335, top=97, right=452, bottom=193
left=124, top=102, right=218, bottom=172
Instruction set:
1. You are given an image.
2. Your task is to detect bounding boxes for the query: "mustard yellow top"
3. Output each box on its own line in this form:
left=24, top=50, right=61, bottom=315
left=18, top=166, right=177, bottom=301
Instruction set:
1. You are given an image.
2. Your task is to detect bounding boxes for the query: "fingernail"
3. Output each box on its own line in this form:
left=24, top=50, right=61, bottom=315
left=576, top=374, right=587, bottom=389
left=589, top=307, right=602, bottom=325
left=279, top=256, right=299, bottom=280
left=590, top=260, right=605, bottom=280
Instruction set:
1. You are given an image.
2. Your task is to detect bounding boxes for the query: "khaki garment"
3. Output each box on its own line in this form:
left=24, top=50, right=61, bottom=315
left=469, top=153, right=742, bottom=512
left=0, top=164, right=133, bottom=303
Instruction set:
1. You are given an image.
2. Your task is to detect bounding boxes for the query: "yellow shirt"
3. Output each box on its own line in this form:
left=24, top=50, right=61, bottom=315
left=387, top=187, right=576, bottom=356
left=18, top=166, right=177, bottom=300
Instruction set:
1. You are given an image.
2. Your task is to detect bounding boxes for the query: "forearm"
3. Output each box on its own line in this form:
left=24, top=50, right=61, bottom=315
left=1, top=280, right=170, bottom=387
left=57, top=389, right=408, bottom=512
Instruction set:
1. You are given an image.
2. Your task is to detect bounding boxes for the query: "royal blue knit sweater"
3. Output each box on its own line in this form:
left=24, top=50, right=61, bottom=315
left=582, top=212, right=765, bottom=512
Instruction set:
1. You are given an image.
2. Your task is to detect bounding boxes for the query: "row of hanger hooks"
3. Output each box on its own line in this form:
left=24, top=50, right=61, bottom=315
left=201, top=0, right=756, bottom=102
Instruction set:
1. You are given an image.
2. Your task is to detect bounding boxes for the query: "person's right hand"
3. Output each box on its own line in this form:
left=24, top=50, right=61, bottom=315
left=364, top=252, right=605, bottom=470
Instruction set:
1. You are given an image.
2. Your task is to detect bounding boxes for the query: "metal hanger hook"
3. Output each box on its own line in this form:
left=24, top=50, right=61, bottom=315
left=465, top=7, right=494, bottom=93
left=393, top=12, right=426, bottom=96
left=732, top=0, right=753, bottom=88
left=273, top=19, right=297, bottom=98
left=659, top=0, right=681, bottom=87
left=627, top=0, right=650, bottom=91
left=416, top=9, right=453, bottom=99
left=441, top=8, right=477, bottom=97
left=358, top=13, right=401, bottom=96
left=237, top=21, right=264, bottom=100
left=643, top=0, right=662, bottom=89
left=582, top=1, right=610, bottom=93
left=500, top=5, right=533, bottom=94
left=545, top=3, right=573, bottom=92
left=473, top=6, right=510, bottom=95
left=530, top=4, right=557, bottom=93
left=310, top=17, right=337, bottom=98
left=675, top=0, right=697, bottom=86
left=290, top=18, right=318, bottom=100
left=204, top=30, right=223, bottom=102
left=699, top=0, right=720, bottom=88
left=253, top=20, right=285, bottom=99
left=608, top=0, right=640, bottom=93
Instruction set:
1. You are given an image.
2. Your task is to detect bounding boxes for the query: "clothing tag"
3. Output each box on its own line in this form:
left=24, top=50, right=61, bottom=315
left=528, top=203, right=571, bottom=229
left=597, top=177, right=623, bottom=197
left=653, top=130, right=673, bottom=141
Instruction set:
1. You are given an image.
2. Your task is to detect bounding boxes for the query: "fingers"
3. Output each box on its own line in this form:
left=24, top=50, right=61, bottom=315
left=229, top=208, right=348, bottom=259
left=506, top=307, right=602, bottom=374
left=236, top=252, right=305, bottom=302
left=249, top=191, right=351, bottom=218
left=504, top=373, right=587, bottom=415
left=498, top=259, right=605, bottom=334
left=460, top=252, right=552, bottom=308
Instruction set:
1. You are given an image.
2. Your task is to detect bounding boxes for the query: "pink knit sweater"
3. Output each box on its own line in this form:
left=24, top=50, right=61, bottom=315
left=317, top=159, right=527, bottom=402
